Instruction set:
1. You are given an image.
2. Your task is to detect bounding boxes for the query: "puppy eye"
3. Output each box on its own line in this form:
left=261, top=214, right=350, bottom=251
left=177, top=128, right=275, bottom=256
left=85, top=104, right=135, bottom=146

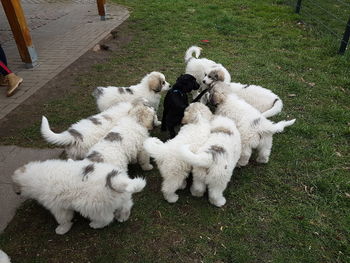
left=162, top=81, right=165, bottom=85
left=204, top=74, right=207, bottom=76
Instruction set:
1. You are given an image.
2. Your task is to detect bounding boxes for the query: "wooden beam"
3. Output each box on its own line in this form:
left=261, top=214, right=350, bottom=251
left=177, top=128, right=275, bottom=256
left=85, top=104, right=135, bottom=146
left=1, top=0, right=37, bottom=68
left=97, top=0, right=106, bottom=21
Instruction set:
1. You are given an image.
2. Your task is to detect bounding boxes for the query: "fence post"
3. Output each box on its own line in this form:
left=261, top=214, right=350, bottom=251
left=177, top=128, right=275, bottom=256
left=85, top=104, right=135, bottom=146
left=295, top=0, right=302, bottom=14
left=339, top=16, right=350, bottom=55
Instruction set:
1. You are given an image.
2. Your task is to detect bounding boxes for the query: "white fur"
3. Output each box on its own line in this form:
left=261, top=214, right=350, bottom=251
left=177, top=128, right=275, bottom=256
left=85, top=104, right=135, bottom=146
left=203, top=69, right=283, bottom=117
left=211, top=84, right=295, bottom=166
left=86, top=105, right=156, bottom=171
left=184, top=46, right=231, bottom=100
left=178, top=115, right=241, bottom=207
left=12, top=159, right=146, bottom=235
left=0, top=250, right=11, bottom=263
left=94, top=72, right=170, bottom=112
left=143, top=103, right=212, bottom=203
left=41, top=102, right=133, bottom=160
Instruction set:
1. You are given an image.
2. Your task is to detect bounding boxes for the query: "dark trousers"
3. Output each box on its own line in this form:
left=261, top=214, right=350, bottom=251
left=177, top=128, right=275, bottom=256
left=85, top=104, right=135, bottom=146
left=0, top=45, right=11, bottom=76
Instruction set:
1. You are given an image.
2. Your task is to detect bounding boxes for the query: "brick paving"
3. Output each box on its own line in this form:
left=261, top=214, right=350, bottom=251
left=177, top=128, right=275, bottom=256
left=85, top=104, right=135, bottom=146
left=0, top=0, right=129, bottom=120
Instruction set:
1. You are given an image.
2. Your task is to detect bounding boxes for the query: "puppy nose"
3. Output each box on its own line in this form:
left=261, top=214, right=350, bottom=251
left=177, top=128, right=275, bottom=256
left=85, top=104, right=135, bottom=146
left=202, top=80, right=205, bottom=83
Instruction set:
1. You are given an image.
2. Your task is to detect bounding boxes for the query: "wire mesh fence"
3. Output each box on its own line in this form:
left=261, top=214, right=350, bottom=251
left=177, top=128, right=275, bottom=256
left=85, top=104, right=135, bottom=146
left=285, top=0, right=350, bottom=54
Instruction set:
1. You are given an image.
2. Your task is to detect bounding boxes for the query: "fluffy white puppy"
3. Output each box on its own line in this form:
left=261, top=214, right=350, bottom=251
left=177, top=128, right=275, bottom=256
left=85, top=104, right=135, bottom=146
left=86, top=104, right=156, bottom=171
left=178, top=115, right=241, bottom=207
left=93, top=71, right=170, bottom=112
left=0, top=250, right=11, bottom=263
left=12, top=159, right=146, bottom=235
left=41, top=99, right=149, bottom=160
left=210, top=85, right=295, bottom=166
left=144, top=103, right=212, bottom=203
left=203, top=68, right=283, bottom=118
left=185, top=46, right=231, bottom=99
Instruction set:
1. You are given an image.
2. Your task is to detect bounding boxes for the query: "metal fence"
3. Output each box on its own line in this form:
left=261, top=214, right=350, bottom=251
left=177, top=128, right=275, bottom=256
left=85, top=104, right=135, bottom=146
left=286, top=0, right=350, bottom=55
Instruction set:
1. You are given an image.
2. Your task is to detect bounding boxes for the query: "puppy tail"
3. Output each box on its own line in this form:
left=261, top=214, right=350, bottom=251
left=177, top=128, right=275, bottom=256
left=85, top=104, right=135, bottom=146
left=259, top=118, right=296, bottom=134
left=111, top=177, right=146, bottom=194
left=184, top=46, right=202, bottom=63
left=143, top=137, right=167, bottom=160
left=126, top=177, right=146, bottom=193
left=261, top=98, right=283, bottom=118
left=178, top=145, right=212, bottom=168
left=41, top=116, right=75, bottom=146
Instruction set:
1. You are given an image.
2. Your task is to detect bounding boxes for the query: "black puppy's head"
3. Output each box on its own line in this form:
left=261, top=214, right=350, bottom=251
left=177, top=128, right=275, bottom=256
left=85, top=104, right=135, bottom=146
left=173, top=74, right=200, bottom=93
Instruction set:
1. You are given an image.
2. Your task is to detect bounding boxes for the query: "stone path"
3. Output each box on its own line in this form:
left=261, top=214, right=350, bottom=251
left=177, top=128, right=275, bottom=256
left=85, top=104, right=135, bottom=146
left=0, top=0, right=129, bottom=120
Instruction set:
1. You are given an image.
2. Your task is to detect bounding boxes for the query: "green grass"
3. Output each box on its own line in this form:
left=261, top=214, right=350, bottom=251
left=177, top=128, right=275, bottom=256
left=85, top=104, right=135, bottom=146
left=1, top=0, right=350, bottom=262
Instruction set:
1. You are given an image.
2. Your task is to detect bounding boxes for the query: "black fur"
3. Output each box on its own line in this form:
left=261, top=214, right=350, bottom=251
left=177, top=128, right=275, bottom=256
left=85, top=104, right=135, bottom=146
left=161, top=74, right=200, bottom=138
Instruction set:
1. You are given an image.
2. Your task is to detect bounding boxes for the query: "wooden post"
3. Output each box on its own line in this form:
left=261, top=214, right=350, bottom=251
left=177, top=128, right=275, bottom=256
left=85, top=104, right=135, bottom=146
left=1, top=0, right=37, bottom=68
left=97, top=0, right=106, bottom=21
left=295, top=0, right=302, bottom=14
left=339, top=16, right=350, bottom=55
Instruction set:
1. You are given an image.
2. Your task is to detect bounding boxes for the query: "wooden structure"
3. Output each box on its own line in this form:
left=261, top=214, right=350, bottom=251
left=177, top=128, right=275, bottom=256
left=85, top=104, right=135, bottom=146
left=0, top=0, right=106, bottom=68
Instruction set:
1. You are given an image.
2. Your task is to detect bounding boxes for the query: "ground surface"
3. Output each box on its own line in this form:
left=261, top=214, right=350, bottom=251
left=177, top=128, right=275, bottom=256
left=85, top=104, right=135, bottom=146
left=0, top=0, right=349, bottom=262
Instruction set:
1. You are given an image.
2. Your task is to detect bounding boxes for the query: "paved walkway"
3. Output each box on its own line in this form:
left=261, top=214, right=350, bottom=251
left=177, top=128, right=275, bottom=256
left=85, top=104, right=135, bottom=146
left=0, top=0, right=129, bottom=120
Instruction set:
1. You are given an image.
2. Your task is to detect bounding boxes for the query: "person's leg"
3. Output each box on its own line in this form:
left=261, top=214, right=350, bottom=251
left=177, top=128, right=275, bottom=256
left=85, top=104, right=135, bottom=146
left=0, top=45, right=23, bottom=96
left=0, top=45, right=11, bottom=76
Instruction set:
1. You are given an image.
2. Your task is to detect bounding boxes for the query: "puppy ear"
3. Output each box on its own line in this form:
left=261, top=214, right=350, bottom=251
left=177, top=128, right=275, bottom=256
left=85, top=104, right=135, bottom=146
left=131, top=106, right=154, bottom=130
left=216, top=69, right=225, bottom=82
left=148, top=74, right=162, bottom=93
left=210, top=92, right=224, bottom=105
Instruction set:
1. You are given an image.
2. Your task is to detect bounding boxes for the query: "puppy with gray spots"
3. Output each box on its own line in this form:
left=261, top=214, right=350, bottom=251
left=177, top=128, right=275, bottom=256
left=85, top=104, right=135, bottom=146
left=177, top=115, right=241, bottom=207
left=203, top=68, right=283, bottom=118
left=41, top=99, right=150, bottom=160
left=210, top=87, right=295, bottom=166
left=185, top=46, right=231, bottom=101
left=12, top=159, right=146, bottom=235
left=144, top=103, right=212, bottom=203
left=86, top=103, right=156, bottom=172
left=93, top=71, right=170, bottom=112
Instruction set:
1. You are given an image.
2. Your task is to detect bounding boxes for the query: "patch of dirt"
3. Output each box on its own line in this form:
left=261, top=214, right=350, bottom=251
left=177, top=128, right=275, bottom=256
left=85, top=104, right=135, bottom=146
left=0, top=21, right=133, bottom=138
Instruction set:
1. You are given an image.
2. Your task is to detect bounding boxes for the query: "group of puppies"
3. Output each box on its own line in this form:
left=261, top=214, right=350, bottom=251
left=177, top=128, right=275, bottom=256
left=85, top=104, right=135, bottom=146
left=11, top=46, right=295, bottom=235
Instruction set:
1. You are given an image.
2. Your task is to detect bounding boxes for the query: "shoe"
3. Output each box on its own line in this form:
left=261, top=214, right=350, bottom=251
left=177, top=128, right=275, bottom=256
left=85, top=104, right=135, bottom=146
left=0, top=75, right=8, bottom=86
left=6, top=73, right=23, bottom=97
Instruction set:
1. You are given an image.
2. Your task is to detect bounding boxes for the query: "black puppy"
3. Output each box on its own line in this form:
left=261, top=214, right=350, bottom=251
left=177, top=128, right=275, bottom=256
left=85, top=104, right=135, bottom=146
left=161, top=74, right=200, bottom=138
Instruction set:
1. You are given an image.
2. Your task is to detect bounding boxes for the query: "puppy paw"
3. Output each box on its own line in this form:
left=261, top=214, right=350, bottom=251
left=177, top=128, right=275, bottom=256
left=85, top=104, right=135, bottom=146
left=190, top=188, right=205, bottom=197
left=116, top=209, right=131, bottom=222
left=164, top=193, right=179, bottom=203
left=89, top=221, right=107, bottom=229
left=179, top=180, right=187, bottom=190
left=55, top=223, right=72, bottom=235
left=154, top=120, right=161, bottom=126
left=210, top=197, right=226, bottom=207
left=237, top=159, right=249, bottom=167
left=141, top=164, right=153, bottom=171
left=256, top=156, right=269, bottom=164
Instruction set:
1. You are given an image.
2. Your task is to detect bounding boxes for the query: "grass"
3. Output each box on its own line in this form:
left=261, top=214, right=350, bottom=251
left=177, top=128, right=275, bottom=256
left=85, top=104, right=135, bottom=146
left=1, top=0, right=350, bottom=262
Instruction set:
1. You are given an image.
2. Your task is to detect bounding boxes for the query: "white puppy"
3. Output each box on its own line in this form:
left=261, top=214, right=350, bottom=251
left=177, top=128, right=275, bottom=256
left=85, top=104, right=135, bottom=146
left=144, top=103, right=212, bottom=203
left=86, top=104, right=156, bottom=171
left=0, top=250, right=11, bottom=263
left=178, top=115, right=241, bottom=207
left=210, top=85, right=295, bottom=166
left=203, top=68, right=283, bottom=118
left=41, top=99, right=149, bottom=160
left=185, top=46, right=231, bottom=99
left=93, top=71, right=170, bottom=112
left=12, top=159, right=146, bottom=235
